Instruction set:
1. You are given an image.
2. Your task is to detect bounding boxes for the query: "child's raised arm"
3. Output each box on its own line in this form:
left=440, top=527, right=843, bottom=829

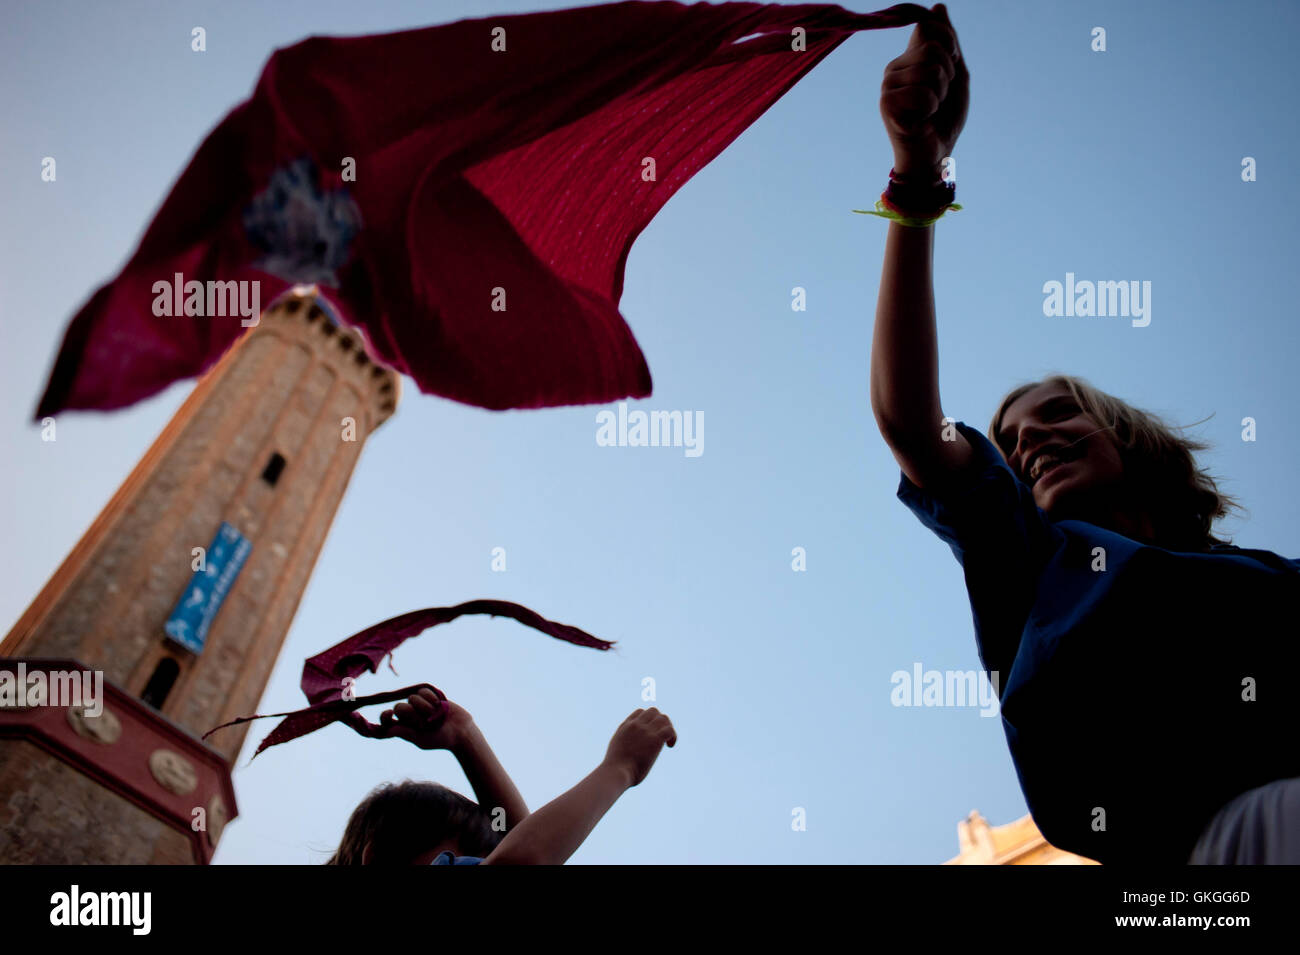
left=380, top=689, right=529, bottom=830
left=479, top=708, right=676, bottom=865
left=870, top=4, right=973, bottom=492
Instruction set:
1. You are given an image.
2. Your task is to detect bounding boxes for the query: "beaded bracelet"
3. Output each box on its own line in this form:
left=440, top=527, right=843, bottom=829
left=853, top=168, right=961, bottom=227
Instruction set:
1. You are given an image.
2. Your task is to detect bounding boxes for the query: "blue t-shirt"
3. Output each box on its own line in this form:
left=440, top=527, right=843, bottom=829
left=898, top=421, right=1300, bottom=864
left=431, top=851, right=482, bottom=865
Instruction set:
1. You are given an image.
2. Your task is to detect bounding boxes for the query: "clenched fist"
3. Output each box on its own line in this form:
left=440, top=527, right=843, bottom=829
left=602, top=707, right=677, bottom=788
left=880, top=3, right=969, bottom=180
left=377, top=687, right=467, bottom=750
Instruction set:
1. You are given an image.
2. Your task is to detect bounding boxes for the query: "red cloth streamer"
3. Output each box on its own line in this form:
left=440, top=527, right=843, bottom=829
left=203, top=599, right=612, bottom=758
left=36, top=1, right=933, bottom=419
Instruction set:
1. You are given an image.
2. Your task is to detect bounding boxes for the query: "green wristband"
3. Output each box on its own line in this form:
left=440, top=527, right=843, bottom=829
left=852, top=199, right=963, bottom=228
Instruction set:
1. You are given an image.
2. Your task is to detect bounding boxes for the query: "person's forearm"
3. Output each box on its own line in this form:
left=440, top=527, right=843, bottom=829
left=870, top=219, right=942, bottom=446
left=453, top=724, right=528, bottom=830
left=481, top=762, right=630, bottom=865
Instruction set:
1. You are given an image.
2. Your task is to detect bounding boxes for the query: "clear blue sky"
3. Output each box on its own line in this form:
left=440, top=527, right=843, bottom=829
left=2, top=0, right=1297, bottom=864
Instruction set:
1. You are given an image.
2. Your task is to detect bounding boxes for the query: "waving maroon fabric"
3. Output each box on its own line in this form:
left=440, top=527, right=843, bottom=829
left=37, top=1, right=933, bottom=418
left=203, top=599, right=612, bottom=758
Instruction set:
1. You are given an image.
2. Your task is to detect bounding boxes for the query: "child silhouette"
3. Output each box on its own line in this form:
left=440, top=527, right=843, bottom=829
left=328, top=689, right=676, bottom=864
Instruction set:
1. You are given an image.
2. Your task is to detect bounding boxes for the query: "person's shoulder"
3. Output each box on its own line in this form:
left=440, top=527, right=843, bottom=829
left=950, top=420, right=1001, bottom=459
left=1205, top=542, right=1300, bottom=572
left=895, top=418, right=1039, bottom=529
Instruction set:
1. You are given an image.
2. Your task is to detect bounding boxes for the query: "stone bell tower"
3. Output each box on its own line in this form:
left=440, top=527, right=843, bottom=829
left=0, top=287, right=399, bottom=864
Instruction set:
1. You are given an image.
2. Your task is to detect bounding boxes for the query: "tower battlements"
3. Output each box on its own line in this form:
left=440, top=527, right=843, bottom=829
left=260, top=286, right=400, bottom=428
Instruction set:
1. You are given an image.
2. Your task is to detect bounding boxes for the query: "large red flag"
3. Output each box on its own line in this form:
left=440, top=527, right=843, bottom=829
left=36, top=1, right=932, bottom=419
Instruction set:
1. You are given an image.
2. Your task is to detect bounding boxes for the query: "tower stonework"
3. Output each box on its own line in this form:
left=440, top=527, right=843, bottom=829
left=0, top=288, right=398, bottom=863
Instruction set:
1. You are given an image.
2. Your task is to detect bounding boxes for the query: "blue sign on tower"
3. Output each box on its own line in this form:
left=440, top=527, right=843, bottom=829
left=164, top=522, right=252, bottom=655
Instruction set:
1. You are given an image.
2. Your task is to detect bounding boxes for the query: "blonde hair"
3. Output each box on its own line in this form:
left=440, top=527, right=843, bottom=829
left=989, top=375, right=1240, bottom=551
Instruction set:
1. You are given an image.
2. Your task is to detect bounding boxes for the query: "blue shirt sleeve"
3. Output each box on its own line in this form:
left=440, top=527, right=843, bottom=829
left=431, top=851, right=483, bottom=865
left=895, top=421, right=1065, bottom=682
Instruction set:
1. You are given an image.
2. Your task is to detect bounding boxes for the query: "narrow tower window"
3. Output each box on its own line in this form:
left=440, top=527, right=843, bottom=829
left=140, top=658, right=181, bottom=710
left=261, top=452, right=287, bottom=486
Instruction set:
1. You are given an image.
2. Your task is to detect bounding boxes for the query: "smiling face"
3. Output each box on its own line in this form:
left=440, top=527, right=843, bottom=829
left=994, top=382, right=1128, bottom=520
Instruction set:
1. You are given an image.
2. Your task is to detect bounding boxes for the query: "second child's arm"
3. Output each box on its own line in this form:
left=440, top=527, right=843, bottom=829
left=452, top=722, right=529, bottom=830
left=381, top=690, right=529, bottom=829
left=479, top=762, right=629, bottom=866
left=480, top=708, right=676, bottom=865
